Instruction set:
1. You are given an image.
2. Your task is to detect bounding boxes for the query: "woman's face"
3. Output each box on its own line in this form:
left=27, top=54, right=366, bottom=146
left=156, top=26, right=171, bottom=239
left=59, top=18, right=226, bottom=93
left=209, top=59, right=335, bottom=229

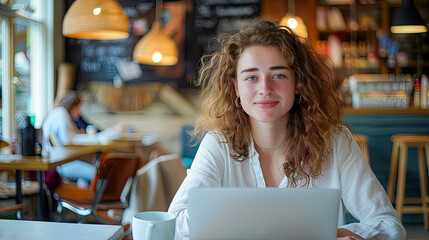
left=69, top=102, right=82, bottom=120
left=233, top=45, right=297, bottom=124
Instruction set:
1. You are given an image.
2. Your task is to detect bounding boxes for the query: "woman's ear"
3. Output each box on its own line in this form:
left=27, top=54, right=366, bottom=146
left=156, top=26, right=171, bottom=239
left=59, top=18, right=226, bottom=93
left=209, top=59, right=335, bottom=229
left=233, top=78, right=239, bottom=97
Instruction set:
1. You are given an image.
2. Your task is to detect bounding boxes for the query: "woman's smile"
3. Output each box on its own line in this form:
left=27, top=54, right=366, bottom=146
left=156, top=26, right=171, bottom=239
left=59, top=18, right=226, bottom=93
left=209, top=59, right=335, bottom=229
left=255, top=100, right=279, bottom=109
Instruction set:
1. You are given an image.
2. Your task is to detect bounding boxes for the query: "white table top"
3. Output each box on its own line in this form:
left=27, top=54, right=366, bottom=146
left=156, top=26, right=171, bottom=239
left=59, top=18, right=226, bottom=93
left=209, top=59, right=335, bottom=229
left=0, top=220, right=123, bottom=240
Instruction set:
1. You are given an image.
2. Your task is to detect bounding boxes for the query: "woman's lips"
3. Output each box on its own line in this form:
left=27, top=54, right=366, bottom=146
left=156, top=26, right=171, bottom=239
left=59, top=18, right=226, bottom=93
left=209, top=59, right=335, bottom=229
left=255, top=101, right=278, bottom=108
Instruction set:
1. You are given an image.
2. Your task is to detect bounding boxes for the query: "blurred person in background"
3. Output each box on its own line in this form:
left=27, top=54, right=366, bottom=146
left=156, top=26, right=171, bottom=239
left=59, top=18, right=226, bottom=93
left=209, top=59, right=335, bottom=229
left=39, top=91, right=96, bottom=191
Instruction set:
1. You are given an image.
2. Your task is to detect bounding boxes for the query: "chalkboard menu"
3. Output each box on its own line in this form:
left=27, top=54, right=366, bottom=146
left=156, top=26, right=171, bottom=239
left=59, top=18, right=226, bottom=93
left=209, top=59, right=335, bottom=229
left=66, top=38, right=134, bottom=83
left=193, top=0, right=260, bottom=53
left=185, top=0, right=261, bottom=77
left=65, top=0, right=261, bottom=89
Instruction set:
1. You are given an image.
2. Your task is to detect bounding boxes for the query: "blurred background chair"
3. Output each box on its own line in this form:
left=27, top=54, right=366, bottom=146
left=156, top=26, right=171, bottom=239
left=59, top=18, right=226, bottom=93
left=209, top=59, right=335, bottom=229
left=1, top=140, right=38, bottom=220
left=353, top=134, right=370, bottom=165
left=387, top=134, right=429, bottom=229
left=0, top=203, right=24, bottom=219
left=122, top=154, right=187, bottom=225
left=53, top=152, right=138, bottom=224
left=181, top=125, right=201, bottom=168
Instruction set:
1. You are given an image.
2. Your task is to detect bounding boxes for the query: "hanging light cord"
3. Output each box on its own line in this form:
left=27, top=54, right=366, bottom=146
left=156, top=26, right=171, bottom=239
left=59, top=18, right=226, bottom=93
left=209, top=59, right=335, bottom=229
left=156, top=0, right=162, bottom=22
left=288, top=0, right=295, bottom=15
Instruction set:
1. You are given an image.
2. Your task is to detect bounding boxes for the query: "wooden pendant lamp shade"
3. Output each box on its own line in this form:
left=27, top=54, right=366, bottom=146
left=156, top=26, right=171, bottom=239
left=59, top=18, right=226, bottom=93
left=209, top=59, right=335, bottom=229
left=62, top=0, right=129, bottom=40
left=133, top=21, right=178, bottom=65
left=133, top=0, right=178, bottom=66
left=279, top=0, right=308, bottom=39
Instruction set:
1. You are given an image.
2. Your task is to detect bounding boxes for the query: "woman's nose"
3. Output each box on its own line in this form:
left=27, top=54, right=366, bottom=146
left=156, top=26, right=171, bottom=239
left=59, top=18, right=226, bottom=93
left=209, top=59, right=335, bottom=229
left=258, top=77, right=274, bottom=95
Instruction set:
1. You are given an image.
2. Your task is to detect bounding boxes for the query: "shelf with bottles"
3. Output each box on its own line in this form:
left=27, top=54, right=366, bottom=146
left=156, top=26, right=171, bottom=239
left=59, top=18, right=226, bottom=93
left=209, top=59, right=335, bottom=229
left=316, top=36, right=381, bottom=72
left=316, top=0, right=381, bottom=33
left=316, top=0, right=384, bottom=75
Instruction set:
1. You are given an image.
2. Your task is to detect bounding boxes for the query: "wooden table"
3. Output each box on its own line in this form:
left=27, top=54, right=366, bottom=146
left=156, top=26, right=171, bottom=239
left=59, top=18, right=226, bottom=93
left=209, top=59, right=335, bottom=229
left=0, top=142, right=134, bottom=220
left=0, top=147, right=106, bottom=171
left=0, top=139, right=164, bottom=220
left=0, top=219, right=123, bottom=240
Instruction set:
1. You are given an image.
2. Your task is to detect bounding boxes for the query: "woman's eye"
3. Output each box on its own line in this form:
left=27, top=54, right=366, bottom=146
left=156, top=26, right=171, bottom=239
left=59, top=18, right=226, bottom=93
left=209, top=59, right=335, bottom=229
left=273, top=74, right=285, bottom=79
left=245, top=76, right=256, bottom=81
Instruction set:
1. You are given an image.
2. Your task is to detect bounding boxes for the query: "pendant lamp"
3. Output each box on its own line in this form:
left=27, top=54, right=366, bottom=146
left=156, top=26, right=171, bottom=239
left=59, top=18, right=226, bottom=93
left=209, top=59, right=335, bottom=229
left=390, top=0, right=427, bottom=34
left=63, top=0, right=129, bottom=40
left=279, top=0, right=308, bottom=39
left=133, top=0, right=178, bottom=65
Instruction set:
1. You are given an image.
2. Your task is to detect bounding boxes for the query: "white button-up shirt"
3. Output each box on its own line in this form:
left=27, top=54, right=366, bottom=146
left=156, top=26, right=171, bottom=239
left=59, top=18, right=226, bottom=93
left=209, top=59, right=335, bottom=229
left=168, top=129, right=406, bottom=240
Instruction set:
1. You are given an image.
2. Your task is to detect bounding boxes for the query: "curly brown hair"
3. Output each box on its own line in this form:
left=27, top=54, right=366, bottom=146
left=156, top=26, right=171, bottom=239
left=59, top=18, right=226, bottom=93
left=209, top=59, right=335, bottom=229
left=193, top=19, right=346, bottom=187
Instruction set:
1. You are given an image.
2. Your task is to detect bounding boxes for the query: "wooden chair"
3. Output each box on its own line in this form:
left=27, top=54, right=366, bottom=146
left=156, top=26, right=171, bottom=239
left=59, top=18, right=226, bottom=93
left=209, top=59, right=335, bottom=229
left=53, top=152, right=139, bottom=224
left=1, top=140, right=24, bottom=219
left=0, top=203, right=24, bottom=219
left=387, top=134, right=429, bottom=229
left=122, top=154, right=187, bottom=224
left=353, top=134, right=370, bottom=165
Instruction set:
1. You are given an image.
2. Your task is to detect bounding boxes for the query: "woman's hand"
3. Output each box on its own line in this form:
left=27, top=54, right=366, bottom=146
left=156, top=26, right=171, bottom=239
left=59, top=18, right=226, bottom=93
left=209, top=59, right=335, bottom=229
left=337, top=228, right=365, bottom=240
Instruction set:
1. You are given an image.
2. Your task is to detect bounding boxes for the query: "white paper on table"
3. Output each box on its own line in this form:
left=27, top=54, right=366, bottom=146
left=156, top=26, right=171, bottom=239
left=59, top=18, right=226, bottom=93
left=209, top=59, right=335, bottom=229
left=71, top=134, right=100, bottom=145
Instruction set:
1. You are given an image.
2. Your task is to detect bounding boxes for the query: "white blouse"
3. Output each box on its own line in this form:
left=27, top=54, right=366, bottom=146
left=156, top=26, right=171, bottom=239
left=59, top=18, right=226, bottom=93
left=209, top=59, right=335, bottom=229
left=42, top=106, right=78, bottom=149
left=168, top=129, right=406, bottom=240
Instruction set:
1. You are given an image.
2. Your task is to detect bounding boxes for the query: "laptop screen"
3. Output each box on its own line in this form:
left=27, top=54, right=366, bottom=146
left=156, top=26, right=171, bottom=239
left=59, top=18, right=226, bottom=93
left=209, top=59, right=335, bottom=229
left=188, top=187, right=340, bottom=240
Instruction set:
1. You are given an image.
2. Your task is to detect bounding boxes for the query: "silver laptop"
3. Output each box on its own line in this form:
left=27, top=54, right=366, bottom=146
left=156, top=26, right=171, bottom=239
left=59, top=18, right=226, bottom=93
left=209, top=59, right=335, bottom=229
left=188, top=187, right=340, bottom=240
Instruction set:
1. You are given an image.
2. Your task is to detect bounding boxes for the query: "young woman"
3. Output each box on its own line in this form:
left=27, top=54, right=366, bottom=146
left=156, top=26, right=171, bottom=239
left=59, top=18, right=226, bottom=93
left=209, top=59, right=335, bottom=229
left=168, top=20, right=406, bottom=239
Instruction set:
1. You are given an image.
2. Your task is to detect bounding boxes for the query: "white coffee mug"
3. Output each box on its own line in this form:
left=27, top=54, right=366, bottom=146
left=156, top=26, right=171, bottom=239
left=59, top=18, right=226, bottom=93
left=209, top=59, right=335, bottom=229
left=132, top=211, right=176, bottom=240
left=86, top=125, right=97, bottom=135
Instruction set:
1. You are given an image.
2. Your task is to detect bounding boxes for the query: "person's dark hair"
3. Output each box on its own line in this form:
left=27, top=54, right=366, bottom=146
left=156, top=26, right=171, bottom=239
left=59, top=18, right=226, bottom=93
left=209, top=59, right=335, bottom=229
left=193, top=19, right=346, bottom=187
left=55, top=91, right=81, bottom=113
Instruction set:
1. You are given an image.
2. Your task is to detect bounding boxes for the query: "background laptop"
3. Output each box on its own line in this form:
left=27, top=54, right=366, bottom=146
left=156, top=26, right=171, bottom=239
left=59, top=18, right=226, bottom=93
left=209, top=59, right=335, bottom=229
left=188, top=187, right=340, bottom=240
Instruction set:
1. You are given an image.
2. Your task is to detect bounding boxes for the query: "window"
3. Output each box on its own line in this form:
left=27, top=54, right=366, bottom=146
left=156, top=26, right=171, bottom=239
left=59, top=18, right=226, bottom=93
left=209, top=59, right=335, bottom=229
left=0, top=0, right=53, bottom=142
left=0, top=17, right=4, bottom=139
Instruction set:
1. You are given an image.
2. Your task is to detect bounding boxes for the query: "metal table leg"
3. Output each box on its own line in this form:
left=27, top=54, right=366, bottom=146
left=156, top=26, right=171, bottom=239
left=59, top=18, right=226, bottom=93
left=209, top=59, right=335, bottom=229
left=15, top=170, right=22, bottom=204
left=37, top=171, right=48, bottom=220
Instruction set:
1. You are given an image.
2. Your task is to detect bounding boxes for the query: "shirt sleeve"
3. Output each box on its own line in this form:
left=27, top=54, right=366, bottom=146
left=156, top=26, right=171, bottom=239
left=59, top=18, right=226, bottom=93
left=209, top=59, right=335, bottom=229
left=56, top=108, right=79, bottom=145
left=168, top=132, right=228, bottom=240
left=335, top=129, right=406, bottom=240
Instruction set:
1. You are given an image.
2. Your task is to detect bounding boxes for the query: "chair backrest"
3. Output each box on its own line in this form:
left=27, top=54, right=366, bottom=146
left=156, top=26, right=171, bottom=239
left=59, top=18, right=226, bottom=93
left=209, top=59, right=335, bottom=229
left=90, top=152, right=139, bottom=202
left=181, top=124, right=202, bottom=168
left=353, top=134, right=370, bottom=164
left=121, top=154, right=187, bottom=224
left=49, top=132, right=61, bottom=147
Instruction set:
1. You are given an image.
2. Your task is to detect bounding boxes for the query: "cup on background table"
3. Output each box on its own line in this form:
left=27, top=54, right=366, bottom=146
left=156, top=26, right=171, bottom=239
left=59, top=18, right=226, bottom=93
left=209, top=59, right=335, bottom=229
left=132, top=211, right=176, bottom=240
left=86, top=125, right=97, bottom=135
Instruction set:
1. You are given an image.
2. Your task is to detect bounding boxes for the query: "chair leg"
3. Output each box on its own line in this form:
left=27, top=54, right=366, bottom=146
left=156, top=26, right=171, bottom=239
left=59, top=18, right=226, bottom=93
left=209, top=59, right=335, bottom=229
left=79, top=215, right=87, bottom=224
left=55, top=202, right=64, bottom=222
left=388, top=142, right=400, bottom=202
left=16, top=209, right=22, bottom=220
left=417, top=145, right=429, bottom=230
left=364, top=145, right=370, bottom=165
left=44, top=188, right=53, bottom=221
left=396, top=143, right=408, bottom=221
left=426, top=144, right=429, bottom=194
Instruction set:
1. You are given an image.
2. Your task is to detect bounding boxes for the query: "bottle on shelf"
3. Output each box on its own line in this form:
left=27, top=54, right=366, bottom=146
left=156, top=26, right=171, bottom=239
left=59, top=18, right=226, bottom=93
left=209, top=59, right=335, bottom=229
left=421, top=74, right=428, bottom=109
left=414, top=79, right=421, bottom=109
left=21, top=116, right=36, bottom=156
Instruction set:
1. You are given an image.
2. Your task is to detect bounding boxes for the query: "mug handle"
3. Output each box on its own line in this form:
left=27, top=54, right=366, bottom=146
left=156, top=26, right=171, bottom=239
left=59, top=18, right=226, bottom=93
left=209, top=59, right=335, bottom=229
left=146, top=223, right=154, bottom=240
